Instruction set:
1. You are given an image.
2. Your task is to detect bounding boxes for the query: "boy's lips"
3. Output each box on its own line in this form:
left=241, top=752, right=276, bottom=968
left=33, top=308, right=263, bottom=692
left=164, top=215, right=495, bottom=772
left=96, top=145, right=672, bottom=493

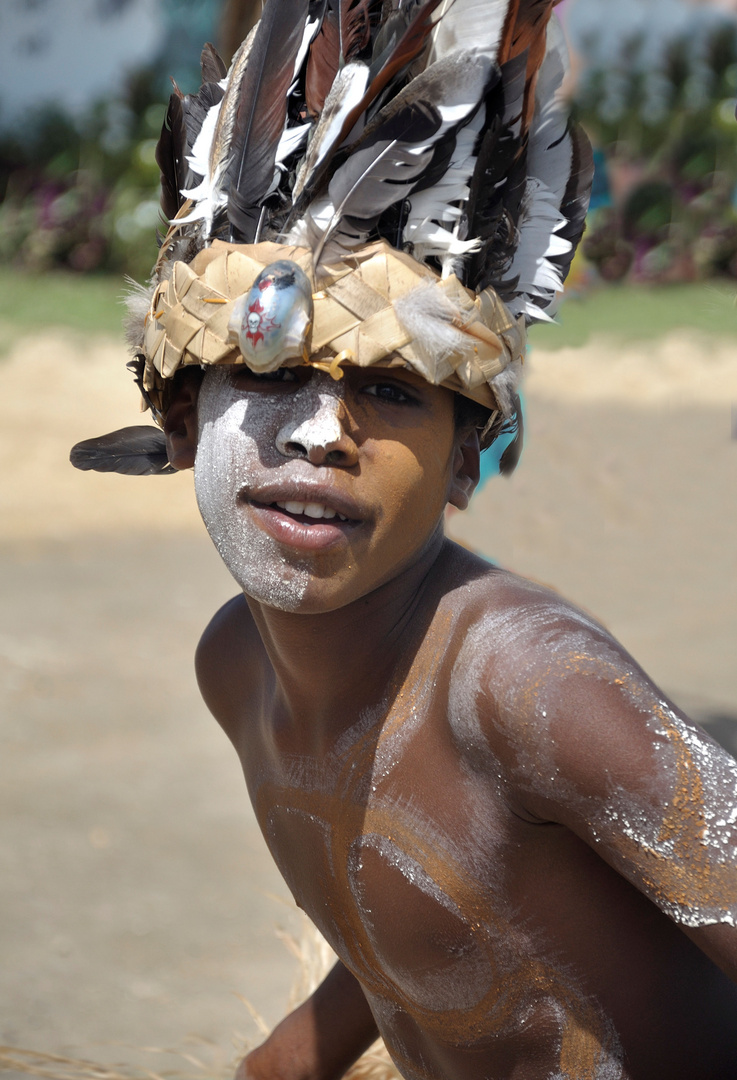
left=240, top=483, right=366, bottom=552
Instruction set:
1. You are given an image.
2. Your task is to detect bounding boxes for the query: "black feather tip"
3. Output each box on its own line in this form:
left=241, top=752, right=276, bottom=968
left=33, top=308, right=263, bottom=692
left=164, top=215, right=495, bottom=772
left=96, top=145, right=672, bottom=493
left=70, top=427, right=175, bottom=476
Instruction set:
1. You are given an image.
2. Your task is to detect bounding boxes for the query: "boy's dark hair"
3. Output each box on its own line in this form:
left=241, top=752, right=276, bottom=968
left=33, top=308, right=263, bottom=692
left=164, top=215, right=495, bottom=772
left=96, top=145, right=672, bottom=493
left=454, top=393, right=524, bottom=475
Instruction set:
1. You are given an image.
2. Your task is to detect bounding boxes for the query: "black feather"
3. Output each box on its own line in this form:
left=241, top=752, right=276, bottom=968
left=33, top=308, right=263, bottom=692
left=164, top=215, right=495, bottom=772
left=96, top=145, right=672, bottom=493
left=156, top=91, right=189, bottom=220
left=156, top=77, right=225, bottom=220
left=466, top=53, right=528, bottom=294
left=547, top=121, right=594, bottom=283
left=227, top=0, right=311, bottom=241
left=498, top=395, right=524, bottom=475
left=200, top=42, right=227, bottom=84
left=70, top=427, right=175, bottom=476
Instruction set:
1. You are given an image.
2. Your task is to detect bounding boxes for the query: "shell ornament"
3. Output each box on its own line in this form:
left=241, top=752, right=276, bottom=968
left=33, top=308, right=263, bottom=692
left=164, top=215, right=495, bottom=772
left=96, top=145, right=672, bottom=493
left=228, top=260, right=313, bottom=372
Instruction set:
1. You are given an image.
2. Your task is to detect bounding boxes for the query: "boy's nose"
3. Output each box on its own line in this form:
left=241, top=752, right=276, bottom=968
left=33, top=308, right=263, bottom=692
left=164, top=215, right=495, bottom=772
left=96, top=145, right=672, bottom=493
left=276, top=385, right=358, bottom=466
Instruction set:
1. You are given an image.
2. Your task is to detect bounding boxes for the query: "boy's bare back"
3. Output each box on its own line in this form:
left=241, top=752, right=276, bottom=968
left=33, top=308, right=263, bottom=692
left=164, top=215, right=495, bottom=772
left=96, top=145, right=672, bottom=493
left=197, top=542, right=737, bottom=1080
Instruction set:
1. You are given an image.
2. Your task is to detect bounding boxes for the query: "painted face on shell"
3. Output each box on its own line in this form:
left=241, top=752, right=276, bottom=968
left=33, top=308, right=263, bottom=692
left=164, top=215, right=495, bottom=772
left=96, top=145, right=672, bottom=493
left=193, top=364, right=462, bottom=613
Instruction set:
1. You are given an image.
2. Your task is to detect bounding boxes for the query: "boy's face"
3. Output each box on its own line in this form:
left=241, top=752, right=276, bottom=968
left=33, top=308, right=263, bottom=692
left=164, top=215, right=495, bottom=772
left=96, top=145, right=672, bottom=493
left=190, top=364, right=476, bottom=613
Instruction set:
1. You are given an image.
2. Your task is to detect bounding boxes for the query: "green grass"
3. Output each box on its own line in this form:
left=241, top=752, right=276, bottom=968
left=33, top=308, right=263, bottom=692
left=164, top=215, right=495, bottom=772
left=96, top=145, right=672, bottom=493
left=530, top=281, right=737, bottom=351
left=0, top=268, right=735, bottom=353
left=0, top=267, right=125, bottom=342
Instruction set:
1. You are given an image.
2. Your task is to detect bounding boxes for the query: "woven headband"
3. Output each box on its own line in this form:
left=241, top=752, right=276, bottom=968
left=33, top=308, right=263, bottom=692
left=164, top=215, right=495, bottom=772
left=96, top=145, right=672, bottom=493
left=137, top=236, right=525, bottom=423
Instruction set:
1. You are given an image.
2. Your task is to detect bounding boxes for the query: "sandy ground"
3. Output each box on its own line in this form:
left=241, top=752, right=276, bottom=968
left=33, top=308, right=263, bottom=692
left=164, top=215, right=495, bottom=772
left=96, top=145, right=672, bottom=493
left=1, top=326, right=736, bottom=1071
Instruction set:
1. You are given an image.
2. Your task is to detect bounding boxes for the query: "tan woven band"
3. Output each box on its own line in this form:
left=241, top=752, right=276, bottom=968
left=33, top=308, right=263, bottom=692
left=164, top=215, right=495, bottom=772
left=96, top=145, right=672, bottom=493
left=140, top=239, right=526, bottom=419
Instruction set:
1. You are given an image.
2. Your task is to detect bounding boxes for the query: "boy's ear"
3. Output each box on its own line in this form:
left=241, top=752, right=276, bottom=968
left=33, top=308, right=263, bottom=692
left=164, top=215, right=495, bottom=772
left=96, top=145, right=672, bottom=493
left=163, top=371, right=201, bottom=471
left=448, top=427, right=481, bottom=512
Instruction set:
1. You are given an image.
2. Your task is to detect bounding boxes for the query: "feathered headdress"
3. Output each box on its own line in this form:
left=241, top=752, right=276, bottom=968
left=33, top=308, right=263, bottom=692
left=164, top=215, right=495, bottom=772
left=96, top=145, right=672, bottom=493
left=71, top=0, right=592, bottom=477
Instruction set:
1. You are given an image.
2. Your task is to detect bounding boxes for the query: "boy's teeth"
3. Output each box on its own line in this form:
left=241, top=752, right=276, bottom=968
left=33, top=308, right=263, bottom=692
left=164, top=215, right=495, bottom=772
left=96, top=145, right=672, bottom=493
left=304, top=502, right=333, bottom=519
left=275, top=500, right=341, bottom=521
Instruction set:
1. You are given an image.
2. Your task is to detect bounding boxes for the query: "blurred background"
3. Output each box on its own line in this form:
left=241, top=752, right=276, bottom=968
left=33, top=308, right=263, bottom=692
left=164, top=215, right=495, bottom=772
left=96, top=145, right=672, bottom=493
left=0, top=0, right=736, bottom=1075
left=2, top=0, right=737, bottom=284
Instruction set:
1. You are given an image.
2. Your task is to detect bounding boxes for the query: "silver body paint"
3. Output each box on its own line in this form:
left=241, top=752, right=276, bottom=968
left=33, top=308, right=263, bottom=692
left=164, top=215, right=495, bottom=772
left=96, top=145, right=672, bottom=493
left=599, top=702, right=737, bottom=929
left=449, top=581, right=737, bottom=932
left=194, top=366, right=348, bottom=611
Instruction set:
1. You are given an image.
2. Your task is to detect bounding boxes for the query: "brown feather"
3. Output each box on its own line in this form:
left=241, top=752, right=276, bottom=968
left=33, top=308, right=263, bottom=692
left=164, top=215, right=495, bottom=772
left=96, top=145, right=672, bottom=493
left=335, top=0, right=448, bottom=148
left=305, top=0, right=377, bottom=117
left=498, top=0, right=555, bottom=128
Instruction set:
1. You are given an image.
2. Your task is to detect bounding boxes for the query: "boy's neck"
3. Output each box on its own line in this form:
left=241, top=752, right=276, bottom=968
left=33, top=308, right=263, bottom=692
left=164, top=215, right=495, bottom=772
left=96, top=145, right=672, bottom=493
left=246, top=530, right=451, bottom=742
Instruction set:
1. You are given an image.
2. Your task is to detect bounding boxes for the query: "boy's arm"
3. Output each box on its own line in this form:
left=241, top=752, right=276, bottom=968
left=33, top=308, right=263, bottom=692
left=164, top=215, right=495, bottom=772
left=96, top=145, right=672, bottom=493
left=483, top=603, right=737, bottom=982
left=238, top=960, right=379, bottom=1080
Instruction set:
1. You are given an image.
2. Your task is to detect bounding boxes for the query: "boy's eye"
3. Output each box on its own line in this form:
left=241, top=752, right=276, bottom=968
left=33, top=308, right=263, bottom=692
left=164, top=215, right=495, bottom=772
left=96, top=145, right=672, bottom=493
left=363, top=381, right=417, bottom=405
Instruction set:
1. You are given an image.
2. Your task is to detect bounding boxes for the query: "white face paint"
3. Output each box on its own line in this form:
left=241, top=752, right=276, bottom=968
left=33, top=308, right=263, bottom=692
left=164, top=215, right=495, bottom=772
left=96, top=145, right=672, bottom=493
left=193, top=366, right=348, bottom=611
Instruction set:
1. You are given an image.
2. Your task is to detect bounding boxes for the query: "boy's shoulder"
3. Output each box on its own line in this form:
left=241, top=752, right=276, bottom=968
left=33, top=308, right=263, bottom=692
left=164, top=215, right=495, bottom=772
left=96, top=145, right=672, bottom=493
left=444, top=548, right=657, bottom=807
left=445, top=547, right=616, bottom=678
left=194, top=592, right=263, bottom=739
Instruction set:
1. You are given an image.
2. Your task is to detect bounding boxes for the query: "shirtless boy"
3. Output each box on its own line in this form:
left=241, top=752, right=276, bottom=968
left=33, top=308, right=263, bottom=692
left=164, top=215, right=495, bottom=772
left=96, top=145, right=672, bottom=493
left=72, top=1, right=737, bottom=1076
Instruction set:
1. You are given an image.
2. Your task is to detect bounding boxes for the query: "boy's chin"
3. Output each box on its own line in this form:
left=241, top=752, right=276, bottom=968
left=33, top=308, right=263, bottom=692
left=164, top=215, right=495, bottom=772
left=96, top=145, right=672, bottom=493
left=241, top=574, right=372, bottom=615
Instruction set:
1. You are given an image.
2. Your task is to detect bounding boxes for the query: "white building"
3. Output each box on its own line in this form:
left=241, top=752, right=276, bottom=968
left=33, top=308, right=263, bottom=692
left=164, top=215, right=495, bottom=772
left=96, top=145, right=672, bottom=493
left=0, top=0, right=165, bottom=130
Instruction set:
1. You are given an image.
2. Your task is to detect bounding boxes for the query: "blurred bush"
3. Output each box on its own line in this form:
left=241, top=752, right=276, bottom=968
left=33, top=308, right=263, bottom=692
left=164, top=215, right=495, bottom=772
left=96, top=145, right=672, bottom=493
left=576, top=18, right=737, bottom=284
left=0, top=66, right=167, bottom=281
left=1, top=3, right=736, bottom=288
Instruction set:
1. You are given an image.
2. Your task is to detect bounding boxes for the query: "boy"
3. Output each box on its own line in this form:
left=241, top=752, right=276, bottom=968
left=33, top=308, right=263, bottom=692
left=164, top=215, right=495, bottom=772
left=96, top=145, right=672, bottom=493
left=72, top=1, right=737, bottom=1076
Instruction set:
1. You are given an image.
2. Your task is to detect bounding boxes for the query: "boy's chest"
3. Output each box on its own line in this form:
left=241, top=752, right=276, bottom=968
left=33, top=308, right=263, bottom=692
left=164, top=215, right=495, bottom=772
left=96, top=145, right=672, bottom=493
left=239, top=686, right=631, bottom=1075
left=246, top=701, right=519, bottom=1024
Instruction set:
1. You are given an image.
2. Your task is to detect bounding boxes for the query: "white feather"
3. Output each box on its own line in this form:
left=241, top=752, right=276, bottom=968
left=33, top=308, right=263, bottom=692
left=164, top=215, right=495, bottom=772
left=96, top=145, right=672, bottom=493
left=505, top=19, right=577, bottom=323
left=177, top=98, right=229, bottom=231
left=292, top=62, right=370, bottom=201
left=290, top=17, right=320, bottom=94
left=429, top=0, right=510, bottom=64
left=505, top=180, right=570, bottom=322
left=404, top=102, right=486, bottom=273
left=393, top=282, right=477, bottom=385
left=123, top=277, right=154, bottom=352
left=264, top=122, right=313, bottom=198
left=490, top=356, right=522, bottom=415
left=285, top=194, right=358, bottom=261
